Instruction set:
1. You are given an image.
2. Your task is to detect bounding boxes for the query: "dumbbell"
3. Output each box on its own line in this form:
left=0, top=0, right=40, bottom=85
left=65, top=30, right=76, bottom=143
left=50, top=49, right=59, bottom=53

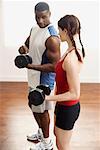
left=14, top=54, right=32, bottom=68
left=28, top=85, right=51, bottom=106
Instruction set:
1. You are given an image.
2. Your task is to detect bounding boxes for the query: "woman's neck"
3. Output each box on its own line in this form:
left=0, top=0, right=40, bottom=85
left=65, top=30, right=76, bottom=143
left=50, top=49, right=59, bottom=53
left=67, top=40, right=73, bottom=49
left=66, top=35, right=73, bottom=48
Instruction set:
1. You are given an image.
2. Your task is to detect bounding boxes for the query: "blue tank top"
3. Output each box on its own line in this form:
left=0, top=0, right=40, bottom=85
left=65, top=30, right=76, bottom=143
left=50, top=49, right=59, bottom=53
left=40, top=25, right=58, bottom=90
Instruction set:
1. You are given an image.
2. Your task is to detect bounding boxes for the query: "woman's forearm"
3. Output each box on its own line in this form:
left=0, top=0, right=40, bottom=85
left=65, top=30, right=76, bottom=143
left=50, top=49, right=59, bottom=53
left=46, top=90, right=80, bottom=102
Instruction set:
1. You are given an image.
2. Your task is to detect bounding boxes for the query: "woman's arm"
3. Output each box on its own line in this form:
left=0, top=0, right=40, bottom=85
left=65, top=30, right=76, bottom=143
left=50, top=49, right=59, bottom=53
left=46, top=52, right=80, bottom=101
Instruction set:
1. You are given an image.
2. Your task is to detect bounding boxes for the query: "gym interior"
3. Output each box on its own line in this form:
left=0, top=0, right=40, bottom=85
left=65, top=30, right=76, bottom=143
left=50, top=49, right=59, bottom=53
left=0, top=0, right=99, bottom=150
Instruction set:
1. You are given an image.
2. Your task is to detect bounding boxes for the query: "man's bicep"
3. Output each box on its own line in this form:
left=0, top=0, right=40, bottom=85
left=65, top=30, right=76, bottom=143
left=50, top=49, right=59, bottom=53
left=46, top=36, right=61, bottom=63
left=24, top=36, right=30, bottom=49
left=24, top=28, right=32, bottom=49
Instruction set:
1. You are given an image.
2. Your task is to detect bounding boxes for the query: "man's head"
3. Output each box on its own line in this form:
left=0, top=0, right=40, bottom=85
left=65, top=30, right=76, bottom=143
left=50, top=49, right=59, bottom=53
left=34, top=2, right=51, bottom=28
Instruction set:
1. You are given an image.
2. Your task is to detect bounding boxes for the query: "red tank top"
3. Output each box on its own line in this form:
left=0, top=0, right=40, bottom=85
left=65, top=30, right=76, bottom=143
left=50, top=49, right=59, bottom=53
left=55, top=48, right=79, bottom=106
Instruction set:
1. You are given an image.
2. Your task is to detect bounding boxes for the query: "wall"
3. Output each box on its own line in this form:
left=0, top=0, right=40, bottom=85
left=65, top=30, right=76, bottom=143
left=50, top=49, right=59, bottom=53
left=0, top=0, right=99, bottom=83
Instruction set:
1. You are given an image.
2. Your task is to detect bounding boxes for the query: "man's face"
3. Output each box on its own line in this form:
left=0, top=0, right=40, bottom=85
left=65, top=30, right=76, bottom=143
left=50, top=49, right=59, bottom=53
left=35, top=10, right=51, bottom=28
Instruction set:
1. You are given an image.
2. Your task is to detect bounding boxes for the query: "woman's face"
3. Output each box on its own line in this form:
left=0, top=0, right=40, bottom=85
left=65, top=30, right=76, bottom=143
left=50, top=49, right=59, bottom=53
left=58, top=27, right=67, bottom=42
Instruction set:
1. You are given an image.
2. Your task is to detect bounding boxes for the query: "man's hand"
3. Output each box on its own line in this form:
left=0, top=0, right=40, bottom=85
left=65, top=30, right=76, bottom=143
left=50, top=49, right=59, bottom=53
left=26, top=63, right=34, bottom=69
left=18, top=45, right=29, bottom=54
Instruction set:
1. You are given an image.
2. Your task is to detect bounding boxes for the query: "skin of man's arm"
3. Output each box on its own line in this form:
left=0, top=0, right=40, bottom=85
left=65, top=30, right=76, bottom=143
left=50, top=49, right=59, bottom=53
left=18, top=28, right=32, bottom=54
left=18, top=36, right=30, bottom=54
left=26, top=36, right=61, bottom=72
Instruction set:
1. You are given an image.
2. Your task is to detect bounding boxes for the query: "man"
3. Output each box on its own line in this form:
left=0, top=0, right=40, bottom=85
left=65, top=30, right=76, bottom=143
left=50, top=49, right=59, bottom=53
left=19, top=2, right=60, bottom=150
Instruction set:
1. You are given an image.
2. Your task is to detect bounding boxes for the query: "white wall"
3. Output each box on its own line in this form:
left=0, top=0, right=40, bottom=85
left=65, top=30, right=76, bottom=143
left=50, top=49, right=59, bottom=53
left=0, top=0, right=99, bottom=83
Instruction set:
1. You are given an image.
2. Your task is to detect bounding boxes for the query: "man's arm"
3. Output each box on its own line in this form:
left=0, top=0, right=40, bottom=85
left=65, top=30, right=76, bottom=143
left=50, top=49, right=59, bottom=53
left=27, top=36, right=61, bottom=72
left=18, top=28, right=32, bottom=54
left=18, top=36, right=30, bottom=54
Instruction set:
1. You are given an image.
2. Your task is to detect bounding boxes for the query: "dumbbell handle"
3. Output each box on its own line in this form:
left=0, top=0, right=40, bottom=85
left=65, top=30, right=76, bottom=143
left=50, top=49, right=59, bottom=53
left=28, top=85, right=51, bottom=107
left=14, top=54, right=32, bottom=68
left=28, top=88, right=45, bottom=106
left=35, top=88, right=45, bottom=100
left=36, top=84, right=51, bottom=95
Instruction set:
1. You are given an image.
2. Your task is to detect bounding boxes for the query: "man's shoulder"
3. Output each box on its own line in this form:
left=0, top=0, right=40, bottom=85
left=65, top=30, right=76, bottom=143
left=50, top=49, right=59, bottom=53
left=30, top=26, right=40, bottom=35
left=47, top=24, right=58, bottom=36
left=31, top=26, right=39, bottom=31
left=46, top=24, right=60, bottom=45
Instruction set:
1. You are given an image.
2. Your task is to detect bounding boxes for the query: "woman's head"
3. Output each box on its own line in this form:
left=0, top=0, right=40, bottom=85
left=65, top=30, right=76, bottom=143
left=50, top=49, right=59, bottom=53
left=58, top=15, right=80, bottom=41
left=58, top=15, right=85, bottom=58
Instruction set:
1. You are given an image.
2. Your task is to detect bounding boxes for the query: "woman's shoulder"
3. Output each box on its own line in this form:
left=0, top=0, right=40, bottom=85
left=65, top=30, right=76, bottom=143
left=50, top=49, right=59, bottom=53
left=64, top=48, right=83, bottom=67
left=66, top=48, right=84, bottom=63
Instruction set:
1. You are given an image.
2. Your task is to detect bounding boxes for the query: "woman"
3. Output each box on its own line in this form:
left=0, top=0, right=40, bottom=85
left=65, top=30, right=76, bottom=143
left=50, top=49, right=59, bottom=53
left=45, top=15, right=85, bottom=150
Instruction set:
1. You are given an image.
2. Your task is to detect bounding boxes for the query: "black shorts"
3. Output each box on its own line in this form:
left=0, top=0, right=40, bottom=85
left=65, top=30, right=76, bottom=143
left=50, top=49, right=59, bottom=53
left=54, top=102, right=80, bottom=130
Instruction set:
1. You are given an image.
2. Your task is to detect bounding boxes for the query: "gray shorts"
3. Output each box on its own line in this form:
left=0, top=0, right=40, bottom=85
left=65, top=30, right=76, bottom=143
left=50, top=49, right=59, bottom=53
left=28, top=87, right=54, bottom=113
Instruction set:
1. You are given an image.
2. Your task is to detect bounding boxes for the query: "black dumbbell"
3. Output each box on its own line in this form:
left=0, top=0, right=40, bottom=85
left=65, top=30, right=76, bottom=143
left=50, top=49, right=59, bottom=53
left=14, top=55, right=32, bottom=68
left=36, top=84, right=51, bottom=95
left=28, top=85, right=51, bottom=106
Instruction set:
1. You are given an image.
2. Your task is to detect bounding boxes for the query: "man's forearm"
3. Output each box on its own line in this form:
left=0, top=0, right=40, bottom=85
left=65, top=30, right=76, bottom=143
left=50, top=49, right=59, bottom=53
left=26, top=63, right=55, bottom=72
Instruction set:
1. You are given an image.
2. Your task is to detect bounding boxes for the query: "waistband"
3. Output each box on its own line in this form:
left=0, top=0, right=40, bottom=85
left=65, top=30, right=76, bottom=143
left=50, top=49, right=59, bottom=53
left=57, top=99, right=79, bottom=106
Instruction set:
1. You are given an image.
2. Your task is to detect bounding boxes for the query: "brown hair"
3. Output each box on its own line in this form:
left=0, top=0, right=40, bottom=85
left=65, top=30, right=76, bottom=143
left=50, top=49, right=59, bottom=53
left=58, top=15, right=85, bottom=61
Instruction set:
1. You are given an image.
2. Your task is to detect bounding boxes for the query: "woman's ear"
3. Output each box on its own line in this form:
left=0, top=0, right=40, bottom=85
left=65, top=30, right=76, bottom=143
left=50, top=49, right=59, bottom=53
left=64, top=28, right=67, bottom=33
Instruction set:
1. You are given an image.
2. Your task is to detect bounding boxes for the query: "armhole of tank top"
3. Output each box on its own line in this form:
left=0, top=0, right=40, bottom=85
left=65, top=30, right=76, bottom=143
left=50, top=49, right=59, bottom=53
left=61, top=48, right=75, bottom=72
left=62, top=48, right=75, bottom=61
left=63, top=48, right=83, bottom=63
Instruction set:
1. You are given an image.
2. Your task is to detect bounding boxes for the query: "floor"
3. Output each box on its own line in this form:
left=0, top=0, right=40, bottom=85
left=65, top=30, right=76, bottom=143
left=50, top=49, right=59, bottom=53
left=0, top=82, right=100, bottom=150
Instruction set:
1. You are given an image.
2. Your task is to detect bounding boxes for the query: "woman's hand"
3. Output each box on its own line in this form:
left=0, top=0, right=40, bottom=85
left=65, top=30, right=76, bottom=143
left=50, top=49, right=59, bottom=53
left=45, top=95, right=49, bottom=101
